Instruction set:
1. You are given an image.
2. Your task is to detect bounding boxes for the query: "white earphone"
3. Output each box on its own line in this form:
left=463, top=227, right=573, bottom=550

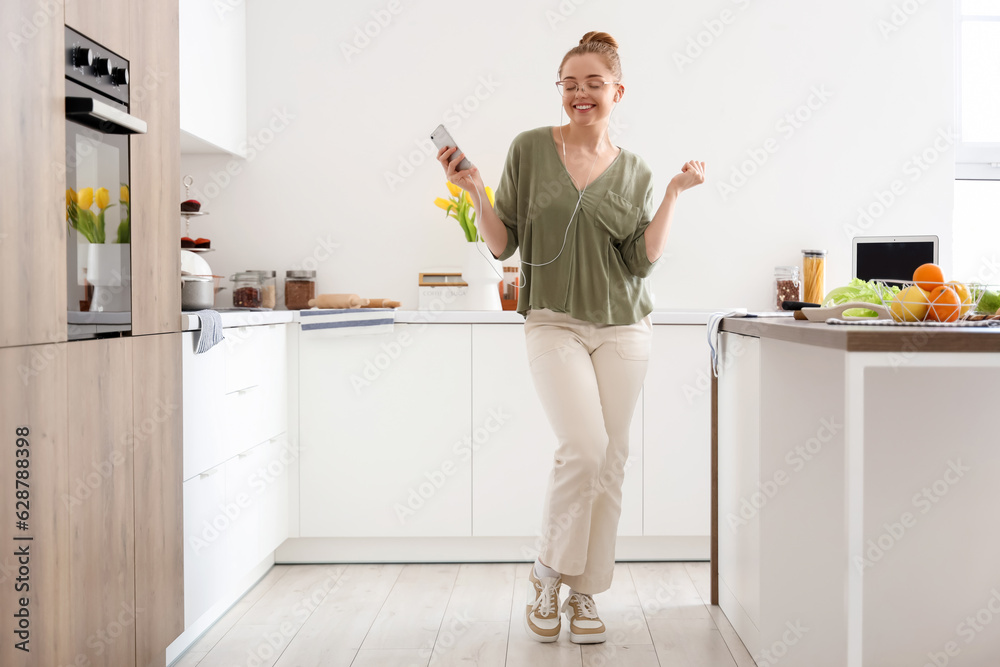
left=466, top=90, right=620, bottom=292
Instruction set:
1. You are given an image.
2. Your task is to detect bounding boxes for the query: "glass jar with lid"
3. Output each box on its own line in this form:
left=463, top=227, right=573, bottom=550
left=774, top=265, right=801, bottom=310
left=245, top=270, right=277, bottom=309
left=231, top=272, right=263, bottom=309
left=285, top=270, right=316, bottom=310
left=801, top=249, right=827, bottom=305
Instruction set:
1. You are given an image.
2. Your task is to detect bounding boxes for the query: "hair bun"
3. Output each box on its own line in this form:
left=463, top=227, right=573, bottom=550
left=579, top=31, right=619, bottom=50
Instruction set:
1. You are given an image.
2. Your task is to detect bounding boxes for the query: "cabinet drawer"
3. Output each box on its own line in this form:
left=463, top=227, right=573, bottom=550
left=222, top=383, right=268, bottom=461
left=183, top=466, right=229, bottom=627
left=222, top=325, right=268, bottom=393
left=183, top=332, right=226, bottom=481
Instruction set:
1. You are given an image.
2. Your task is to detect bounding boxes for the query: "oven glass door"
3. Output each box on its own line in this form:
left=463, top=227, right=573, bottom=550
left=65, top=79, right=131, bottom=340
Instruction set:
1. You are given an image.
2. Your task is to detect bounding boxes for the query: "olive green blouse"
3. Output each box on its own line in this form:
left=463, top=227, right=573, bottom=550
left=491, top=126, right=661, bottom=325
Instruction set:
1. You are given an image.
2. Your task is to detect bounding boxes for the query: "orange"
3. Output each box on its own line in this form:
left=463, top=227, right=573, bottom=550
left=928, top=286, right=961, bottom=322
left=913, top=263, right=944, bottom=292
left=945, top=280, right=972, bottom=316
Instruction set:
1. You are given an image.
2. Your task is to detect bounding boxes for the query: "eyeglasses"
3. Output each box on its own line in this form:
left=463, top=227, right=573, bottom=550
left=555, top=79, right=620, bottom=96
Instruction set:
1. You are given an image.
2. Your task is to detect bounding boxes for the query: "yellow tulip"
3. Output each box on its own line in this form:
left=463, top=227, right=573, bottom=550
left=434, top=197, right=452, bottom=211
left=66, top=188, right=77, bottom=206
left=96, top=187, right=110, bottom=210
left=77, top=187, right=93, bottom=210
left=446, top=181, right=461, bottom=197
left=462, top=190, right=472, bottom=205
left=120, top=184, right=129, bottom=204
left=485, top=186, right=495, bottom=207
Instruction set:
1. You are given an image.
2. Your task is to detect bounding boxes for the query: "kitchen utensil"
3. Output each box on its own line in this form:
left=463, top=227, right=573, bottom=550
left=782, top=301, right=821, bottom=311
left=181, top=249, right=212, bottom=275
left=181, top=275, right=215, bottom=311
left=798, top=301, right=892, bottom=322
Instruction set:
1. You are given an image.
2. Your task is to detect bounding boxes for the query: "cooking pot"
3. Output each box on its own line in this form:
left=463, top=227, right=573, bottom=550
left=181, top=275, right=216, bottom=311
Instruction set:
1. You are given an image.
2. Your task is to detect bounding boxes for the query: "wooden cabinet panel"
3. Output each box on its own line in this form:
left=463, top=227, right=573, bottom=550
left=0, top=344, right=71, bottom=666
left=130, top=0, right=180, bottom=335
left=132, top=333, right=183, bottom=667
left=67, top=338, right=135, bottom=667
left=65, top=0, right=130, bottom=57
left=0, top=1, right=67, bottom=348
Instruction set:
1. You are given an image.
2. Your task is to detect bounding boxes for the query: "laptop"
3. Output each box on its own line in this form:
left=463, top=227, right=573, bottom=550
left=853, top=235, right=938, bottom=285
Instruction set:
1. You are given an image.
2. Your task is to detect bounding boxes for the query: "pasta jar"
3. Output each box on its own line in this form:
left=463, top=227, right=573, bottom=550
left=285, top=270, right=316, bottom=310
left=231, top=272, right=263, bottom=309
left=774, top=266, right=801, bottom=310
left=245, top=270, right=277, bottom=309
left=802, top=249, right=827, bottom=304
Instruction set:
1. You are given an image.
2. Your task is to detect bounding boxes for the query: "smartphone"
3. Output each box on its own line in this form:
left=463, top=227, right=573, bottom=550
left=431, top=124, right=473, bottom=172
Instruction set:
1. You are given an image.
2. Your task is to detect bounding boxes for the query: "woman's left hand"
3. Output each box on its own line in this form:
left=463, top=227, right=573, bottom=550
left=668, top=160, right=706, bottom=195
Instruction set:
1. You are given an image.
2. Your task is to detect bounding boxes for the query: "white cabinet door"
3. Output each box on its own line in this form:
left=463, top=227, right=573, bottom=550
left=642, top=325, right=711, bottom=537
left=470, top=325, right=643, bottom=538
left=717, top=332, right=761, bottom=629
left=298, top=324, right=473, bottom=537
left=183, top=466, right=229, bottom=627
left=179, top=0, right=246, bottom=156
left=182, top=332, right=226, bottom=481
left=224, top=443, right=264, bottom=576
left=257, top=434, right=291, bottom=559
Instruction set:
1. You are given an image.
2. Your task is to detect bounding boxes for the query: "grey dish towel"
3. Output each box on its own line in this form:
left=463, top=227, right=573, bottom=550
left=194, top=310, right=224, bottom=354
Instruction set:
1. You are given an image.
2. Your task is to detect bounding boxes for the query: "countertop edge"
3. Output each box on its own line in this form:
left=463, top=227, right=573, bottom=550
left=720, top=317, right=1000, bottom=352
left=181, top=308, right=731, bottom=330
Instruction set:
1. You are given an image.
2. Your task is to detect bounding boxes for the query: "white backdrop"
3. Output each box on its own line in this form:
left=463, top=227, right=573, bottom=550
left=179, top=0, right=955, bottom=311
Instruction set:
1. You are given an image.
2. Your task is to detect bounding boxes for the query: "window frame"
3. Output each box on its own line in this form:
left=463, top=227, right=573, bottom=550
left=955, top=0, right=1000, bottom=180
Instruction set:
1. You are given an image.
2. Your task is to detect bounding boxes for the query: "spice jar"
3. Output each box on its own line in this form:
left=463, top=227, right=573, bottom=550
left=231, top=272, right=263, bottom=309
left=285, top=270, right=316, bottom=310
left=802, top=249, right=827, bottom=305
left=246, top=270, right=277, bottom=309
left=774, top=266, right=801, bottom=310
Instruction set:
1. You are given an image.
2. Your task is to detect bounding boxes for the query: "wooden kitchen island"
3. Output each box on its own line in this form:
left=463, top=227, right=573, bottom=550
left=710, top=317, right=1000, bottom=667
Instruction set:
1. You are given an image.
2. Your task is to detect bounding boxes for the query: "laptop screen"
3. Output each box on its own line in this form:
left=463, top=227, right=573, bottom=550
left=855, top=239, right=937, bottom=284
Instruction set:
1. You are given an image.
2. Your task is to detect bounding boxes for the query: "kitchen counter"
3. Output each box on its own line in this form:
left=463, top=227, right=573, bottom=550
left=712, top=316, right=1000, bottom=665
left=180, top=309, right=295, bottom=331
left=721, top=316, right=1000, bottom=351
left=182, top=307, right=735, bottom=329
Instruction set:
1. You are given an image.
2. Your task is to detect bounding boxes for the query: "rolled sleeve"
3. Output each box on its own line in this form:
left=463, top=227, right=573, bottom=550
left=619, top=179, right=660, bottom=278
left=490, top=137, right=520, bottom=261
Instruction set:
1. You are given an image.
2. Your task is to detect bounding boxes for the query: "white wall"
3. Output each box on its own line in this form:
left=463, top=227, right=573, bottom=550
left=179, top=0, right=955, bottom=311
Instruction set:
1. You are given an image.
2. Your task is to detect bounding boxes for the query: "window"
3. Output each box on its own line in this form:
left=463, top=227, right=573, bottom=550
left=955, top=0, right=1000, bottom=179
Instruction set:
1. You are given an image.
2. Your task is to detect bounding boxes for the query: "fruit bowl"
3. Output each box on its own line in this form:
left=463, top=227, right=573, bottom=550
left=872, top=280, right=1000, bottom=323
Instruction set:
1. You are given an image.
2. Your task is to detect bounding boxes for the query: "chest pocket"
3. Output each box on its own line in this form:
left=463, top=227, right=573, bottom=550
left=594, top=189, right=637, bottom=241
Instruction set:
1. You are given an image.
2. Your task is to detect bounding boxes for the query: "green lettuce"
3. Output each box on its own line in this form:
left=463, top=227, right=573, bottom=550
left=822, top=278, right=901, bottom=317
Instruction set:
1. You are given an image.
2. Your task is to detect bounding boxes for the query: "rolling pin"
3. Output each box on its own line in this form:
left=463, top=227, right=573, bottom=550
left=308, top=293, right=369, bottom=309
left=361, top=298, right=401, bottom=308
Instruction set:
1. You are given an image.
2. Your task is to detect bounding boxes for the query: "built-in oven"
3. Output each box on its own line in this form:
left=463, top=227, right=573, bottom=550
left=64, top=26, right=147, bottom=341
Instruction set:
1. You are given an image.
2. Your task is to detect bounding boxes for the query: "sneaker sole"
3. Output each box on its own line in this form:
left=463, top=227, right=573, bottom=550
left=523, top=605, right=560, bottom=643
left=569, top=629, right=606, bottom=644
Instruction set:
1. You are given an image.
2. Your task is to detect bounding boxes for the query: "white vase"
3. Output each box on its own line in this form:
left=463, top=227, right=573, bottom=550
left=86, top=243, right=131, bottom=312
left=461, top=240, right=502, bottom=310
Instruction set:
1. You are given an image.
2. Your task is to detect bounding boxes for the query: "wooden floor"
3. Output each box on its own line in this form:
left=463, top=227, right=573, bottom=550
left=173, top=562, right=754, bottom=667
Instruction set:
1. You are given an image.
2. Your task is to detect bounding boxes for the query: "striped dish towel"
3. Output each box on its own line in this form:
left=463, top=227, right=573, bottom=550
left=298, top=308, right=396, bottom=335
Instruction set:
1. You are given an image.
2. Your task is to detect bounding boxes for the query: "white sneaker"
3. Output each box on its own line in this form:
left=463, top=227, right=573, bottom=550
left=561, top=591, right=606, bottom=644
left=524, top=567, right=562, bottom=642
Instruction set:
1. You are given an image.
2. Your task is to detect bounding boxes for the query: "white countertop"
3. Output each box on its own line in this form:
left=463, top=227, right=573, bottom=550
left=181, top=307, right=736, bottom=330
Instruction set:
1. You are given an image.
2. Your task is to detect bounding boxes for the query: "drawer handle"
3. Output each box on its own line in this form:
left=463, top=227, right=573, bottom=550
left=199, top=468, right=220, bottom=479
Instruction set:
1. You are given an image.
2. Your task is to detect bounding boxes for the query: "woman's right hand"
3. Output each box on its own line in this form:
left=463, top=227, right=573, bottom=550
left=437, top=146, right=482, bottom=204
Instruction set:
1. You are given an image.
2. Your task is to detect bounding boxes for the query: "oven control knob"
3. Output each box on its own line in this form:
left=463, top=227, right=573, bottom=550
left=73, top=46, right=93, bottom=68
left=112, top=67, right=129, bottom=86
left=93, top=57, right=112, bottom=77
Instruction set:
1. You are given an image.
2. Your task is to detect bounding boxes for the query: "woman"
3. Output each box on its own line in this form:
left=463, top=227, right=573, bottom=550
left=436, top=31, right=705, bottom=644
